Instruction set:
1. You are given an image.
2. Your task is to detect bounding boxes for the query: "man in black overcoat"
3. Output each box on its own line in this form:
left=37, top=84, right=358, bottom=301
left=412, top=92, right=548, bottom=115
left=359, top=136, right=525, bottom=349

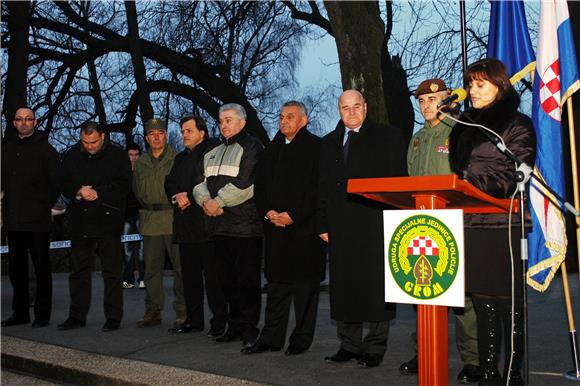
left=1, top=107, right=60, bottom=328
left=58, top=121, right=131, bottom=332
left=317, top=90, right=407, bottom=368
left=244, top=101, right=326, bottom=356
left=164, top=115, right=226, bottom=336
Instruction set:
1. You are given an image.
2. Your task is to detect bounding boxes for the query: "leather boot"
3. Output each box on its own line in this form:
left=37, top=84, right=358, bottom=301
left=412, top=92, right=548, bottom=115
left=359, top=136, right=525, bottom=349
left=137, top=308, right=162, bottom=328
left=499, top=298, right=524, bottom=386
left=473, top=295, right=502, bottom=386
left=174, top=310, right=187, bottom=328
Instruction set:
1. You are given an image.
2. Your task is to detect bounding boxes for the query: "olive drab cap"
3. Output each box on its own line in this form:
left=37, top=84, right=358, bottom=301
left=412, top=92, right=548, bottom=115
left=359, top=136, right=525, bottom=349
left=414, top=78, right=449, bottom=98
left=144, top=118, right=167, bottom=134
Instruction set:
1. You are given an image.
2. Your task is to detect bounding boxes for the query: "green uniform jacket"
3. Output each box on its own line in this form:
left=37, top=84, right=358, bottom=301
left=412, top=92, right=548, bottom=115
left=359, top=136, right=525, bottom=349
left=133, top=146, right=177, bottom=236
left=407, top=116, right=454, bottom=176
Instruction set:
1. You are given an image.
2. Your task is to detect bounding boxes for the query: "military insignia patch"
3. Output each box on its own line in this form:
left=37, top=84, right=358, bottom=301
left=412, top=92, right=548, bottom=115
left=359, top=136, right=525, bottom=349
left=387, top=214, right=458, bottom=300
left=412, top=137, right=420, bottom=150
left=429, top=83, right=439, bottom=92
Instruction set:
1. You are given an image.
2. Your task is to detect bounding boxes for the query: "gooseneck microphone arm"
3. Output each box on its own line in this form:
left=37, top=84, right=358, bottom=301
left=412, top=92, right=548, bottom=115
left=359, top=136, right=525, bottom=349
left=442, top=111, right=579, bottom=217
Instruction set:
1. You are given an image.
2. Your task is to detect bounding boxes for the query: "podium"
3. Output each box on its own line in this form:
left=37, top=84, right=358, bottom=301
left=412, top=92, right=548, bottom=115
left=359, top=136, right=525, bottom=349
left=347, top=174, right=518, bottom=386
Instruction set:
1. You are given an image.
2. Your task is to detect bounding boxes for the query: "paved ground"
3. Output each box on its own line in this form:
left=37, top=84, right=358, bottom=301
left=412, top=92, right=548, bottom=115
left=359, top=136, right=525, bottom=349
left=2, top=370, right=64, bottom=386
left=1, top=272, right=579, bottom=385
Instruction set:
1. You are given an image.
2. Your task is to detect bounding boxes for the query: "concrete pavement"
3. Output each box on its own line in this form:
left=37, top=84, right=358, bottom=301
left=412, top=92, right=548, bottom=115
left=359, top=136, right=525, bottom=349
left=1, top=272, right=579, bottom=385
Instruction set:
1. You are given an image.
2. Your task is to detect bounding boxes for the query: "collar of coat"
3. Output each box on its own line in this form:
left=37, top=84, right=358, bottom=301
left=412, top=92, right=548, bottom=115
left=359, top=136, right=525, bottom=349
left=462, top=87, right=520, bottom=134
left=15, top=130, right=46, bottom=144
left=333, top=119, right=371, bottom=144
left=221, top=129, right=247, bottom=146
left=271, top=124, right=310, bottom=146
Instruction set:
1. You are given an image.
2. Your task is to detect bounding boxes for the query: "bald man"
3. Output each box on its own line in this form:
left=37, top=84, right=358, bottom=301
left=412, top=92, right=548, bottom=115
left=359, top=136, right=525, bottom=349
left=317, top=90, right=407, bottom=368
left=1, top=107, right=60, bottom=328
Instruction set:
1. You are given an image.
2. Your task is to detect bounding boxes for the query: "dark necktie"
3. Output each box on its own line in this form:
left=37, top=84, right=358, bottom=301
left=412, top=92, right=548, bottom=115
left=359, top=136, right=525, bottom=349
left=343, top=129, right=356, bottom=163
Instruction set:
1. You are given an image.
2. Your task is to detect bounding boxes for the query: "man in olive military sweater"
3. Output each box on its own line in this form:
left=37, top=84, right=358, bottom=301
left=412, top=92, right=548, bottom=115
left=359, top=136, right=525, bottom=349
left=133, top=118, right=185, bottom=329
left=402, top=78, right=482, bottom=384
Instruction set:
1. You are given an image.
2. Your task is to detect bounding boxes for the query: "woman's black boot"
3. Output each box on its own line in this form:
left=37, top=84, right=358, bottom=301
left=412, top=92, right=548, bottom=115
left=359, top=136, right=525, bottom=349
left=473, top=295, right=503, bottom=386
left=499, top=298, right=524, bottom=386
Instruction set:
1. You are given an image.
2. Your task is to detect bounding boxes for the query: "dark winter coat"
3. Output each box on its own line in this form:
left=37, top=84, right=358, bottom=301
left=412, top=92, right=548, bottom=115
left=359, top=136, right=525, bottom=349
left=255, top=128, right=326, bottom=283
left=1, top=131, right=60, bottom=232
left=60, top=139, right=131, bottom=239
left=449, top=87, right=536, bottom=296
left=449, top=88, right=537, bottom=229
left=165, top=138, right=216, bottom=244
left=317, top=119, right=407, bottom=322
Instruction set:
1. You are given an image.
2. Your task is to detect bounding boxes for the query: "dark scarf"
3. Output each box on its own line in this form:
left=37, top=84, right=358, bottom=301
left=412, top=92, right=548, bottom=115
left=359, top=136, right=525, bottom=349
left=449, top=87, right=520, bottom=174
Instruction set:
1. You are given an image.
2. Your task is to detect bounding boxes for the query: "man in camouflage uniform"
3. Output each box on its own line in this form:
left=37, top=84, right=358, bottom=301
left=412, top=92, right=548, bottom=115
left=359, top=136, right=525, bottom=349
left=402, top=78, right=482, bottom=384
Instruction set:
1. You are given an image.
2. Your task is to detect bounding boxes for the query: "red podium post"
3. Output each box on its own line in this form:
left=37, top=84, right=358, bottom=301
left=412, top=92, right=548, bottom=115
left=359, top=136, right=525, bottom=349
left=348, top=174, right=517, bottom=386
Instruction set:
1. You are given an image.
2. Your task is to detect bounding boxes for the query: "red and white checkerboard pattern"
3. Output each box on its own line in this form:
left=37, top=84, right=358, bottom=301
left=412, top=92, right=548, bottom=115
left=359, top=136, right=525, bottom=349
left=407, top=236, right=439, bottom=256
left=539, top=60, right=562, bottom=122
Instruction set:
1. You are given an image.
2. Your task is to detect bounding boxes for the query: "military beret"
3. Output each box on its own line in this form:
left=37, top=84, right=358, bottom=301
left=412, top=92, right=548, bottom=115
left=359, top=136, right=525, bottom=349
left=414, top=78, right=449, bottom=98
left=145, top=118, right=167, bottom=134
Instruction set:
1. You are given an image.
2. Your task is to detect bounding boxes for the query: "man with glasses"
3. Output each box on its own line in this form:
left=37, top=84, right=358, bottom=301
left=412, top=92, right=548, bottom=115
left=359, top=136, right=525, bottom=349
left=1, top=107, right=60, bottom=328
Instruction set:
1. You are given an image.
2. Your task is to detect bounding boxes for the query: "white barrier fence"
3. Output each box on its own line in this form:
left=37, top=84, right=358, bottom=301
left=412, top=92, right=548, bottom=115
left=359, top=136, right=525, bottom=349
left=0, top=234, right=143, bottom=254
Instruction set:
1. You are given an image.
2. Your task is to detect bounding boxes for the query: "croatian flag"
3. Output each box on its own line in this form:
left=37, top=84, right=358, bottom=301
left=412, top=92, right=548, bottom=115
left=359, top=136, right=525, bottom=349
left=527, top=0, right=579, bottom=292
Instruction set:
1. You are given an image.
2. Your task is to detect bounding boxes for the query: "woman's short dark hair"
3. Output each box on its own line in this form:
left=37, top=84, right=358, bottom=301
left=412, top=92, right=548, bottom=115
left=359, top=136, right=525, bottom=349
left=465, top=58, right=512, bottom=103
left=179, top=116, right=208, bottom=137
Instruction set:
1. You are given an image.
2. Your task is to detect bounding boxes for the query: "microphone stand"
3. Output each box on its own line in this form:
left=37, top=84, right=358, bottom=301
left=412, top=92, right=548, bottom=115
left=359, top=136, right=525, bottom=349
left=441, top=108, right=580, bottom=386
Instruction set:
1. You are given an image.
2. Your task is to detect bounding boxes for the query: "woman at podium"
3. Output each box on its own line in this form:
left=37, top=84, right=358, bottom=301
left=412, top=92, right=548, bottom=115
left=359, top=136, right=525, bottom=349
left=449, top=58, right=536, bottom=386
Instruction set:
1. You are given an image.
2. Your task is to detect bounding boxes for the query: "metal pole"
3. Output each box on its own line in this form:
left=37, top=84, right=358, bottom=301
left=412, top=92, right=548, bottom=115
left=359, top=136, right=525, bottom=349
left=459, top=0, right=470, bottom=109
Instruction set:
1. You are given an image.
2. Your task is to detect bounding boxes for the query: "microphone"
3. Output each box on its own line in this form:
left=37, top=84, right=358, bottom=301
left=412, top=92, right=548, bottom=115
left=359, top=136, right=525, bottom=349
left=437, top=88, right=467, bottom=108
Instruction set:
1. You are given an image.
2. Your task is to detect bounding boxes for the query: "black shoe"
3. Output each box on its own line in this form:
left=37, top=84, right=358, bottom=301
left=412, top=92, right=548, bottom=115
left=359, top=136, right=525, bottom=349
left=101, top=319, right=120, bottom=332
left=285, top=346, right=306, bottom=356
left=241, top=342, right=281, bottom=354
left=458, top=364, right=483, bottom=384
left=207, top=327, right=225, bottom=338
left=215, top=328, right=241, bottom=343
left=57, top=317, right=86, bottom=331
left=1, top=314, right=30, bottom=327
left=31, top=319, right=50, bottom=328
left=324, top=349, right=361, bottom=363
left=399, top=355, right=418, bottom=375
left=358, top=353, right=383, bottom=368
left=168, top=323, right=203, bottom=334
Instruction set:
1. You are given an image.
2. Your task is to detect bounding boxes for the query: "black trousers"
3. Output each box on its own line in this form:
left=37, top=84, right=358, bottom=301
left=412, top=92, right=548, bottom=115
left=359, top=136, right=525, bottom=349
left=6, top=231, right=53, bottom=321
left=259, top=280, right=320, bottom=350
left=179, top=241, right=227, bottom=330
left=338, top=320, right=390, bottom=357
left=69, top=237, right=123, bottom=322
left=213, top=235, right=262, bottom=341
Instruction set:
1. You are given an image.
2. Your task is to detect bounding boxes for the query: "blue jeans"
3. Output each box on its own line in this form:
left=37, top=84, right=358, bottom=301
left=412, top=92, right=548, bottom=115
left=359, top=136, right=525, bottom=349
left=122, top=216, right=144, bottom=284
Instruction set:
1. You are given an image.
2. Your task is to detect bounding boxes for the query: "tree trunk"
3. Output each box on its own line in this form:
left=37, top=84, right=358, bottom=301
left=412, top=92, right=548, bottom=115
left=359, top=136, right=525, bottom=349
left=124, top=1, right=154, bottom=127
left=324, top=1, right=388, bottom=125
left=3, top=1, right=31, bottom=141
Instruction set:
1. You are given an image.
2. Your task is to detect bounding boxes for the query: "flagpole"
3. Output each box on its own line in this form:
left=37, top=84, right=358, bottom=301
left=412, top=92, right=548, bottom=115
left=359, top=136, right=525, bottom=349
left=459, top=0, right=469, bottom=108
left=563, top=96, right=580, bottom=381
left=566, top=97, right=580, bottom=282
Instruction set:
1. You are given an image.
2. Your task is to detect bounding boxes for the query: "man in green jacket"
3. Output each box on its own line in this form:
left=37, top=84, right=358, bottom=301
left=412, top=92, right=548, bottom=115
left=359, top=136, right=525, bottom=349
left=402, top=79, right=482, bottom=384
left=133, top=118, right=186, bottom=328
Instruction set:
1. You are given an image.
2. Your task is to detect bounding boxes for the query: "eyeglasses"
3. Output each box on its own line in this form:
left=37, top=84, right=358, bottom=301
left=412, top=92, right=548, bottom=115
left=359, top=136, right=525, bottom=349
left=14, top=118, right=35, bottom=123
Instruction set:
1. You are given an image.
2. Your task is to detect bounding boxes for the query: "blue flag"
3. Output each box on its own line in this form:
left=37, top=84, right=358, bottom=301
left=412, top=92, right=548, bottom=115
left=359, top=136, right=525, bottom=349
left=487, top=0, right=535, bottom=84
left=527, top=1, right=579, bottom=291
